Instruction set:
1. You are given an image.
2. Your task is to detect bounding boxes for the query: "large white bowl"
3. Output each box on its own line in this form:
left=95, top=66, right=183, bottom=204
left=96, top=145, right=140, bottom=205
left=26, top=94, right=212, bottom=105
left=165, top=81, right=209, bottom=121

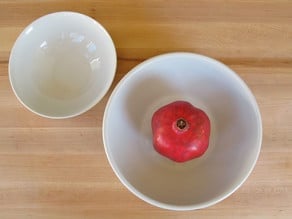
left=9, top=12, right=116, bottom=119
left=103, top=52, right=262, bottom=210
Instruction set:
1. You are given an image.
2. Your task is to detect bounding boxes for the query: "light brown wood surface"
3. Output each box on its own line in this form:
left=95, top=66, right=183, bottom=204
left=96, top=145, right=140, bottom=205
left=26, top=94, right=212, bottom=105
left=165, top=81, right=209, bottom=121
left=0, top=0, right=291, bottom=218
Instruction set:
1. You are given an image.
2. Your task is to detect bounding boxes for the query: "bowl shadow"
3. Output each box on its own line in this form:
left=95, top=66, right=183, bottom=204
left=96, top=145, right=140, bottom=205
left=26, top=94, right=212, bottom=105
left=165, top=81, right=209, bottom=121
left=124, top=73, right=181, bottom=140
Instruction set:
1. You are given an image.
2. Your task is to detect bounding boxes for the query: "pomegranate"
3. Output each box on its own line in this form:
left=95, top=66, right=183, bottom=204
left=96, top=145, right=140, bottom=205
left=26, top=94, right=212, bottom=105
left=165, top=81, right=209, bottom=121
left=151, top=101, right=211, bottom=162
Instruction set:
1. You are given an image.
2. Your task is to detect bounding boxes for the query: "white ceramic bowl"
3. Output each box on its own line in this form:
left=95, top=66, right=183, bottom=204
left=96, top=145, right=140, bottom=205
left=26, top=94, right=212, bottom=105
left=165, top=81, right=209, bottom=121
left=9, top=12, right=116, bottom=118
left=103, top=52, right=262, bottom=210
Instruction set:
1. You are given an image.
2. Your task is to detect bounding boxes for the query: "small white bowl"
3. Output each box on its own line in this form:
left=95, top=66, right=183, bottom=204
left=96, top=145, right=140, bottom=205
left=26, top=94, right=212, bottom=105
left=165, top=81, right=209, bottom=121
left=9, top=12, right=116, bottom=119
left=103, top=52, right=262, bottom=211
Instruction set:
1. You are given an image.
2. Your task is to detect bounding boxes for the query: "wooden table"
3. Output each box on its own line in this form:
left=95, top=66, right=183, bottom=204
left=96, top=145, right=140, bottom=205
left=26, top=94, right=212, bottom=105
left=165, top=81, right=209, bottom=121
left=0, top=0, right=291, bottom=218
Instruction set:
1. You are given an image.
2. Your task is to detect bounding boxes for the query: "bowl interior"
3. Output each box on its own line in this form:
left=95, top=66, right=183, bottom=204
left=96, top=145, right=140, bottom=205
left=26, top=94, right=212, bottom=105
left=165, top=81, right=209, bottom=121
left=103, top=53, right=262, bottom=210
left=9, top=12, right=116, bottom=118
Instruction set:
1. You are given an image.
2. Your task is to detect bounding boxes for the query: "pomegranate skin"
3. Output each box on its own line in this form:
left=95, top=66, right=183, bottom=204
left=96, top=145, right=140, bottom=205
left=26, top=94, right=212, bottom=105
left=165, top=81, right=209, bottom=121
left=151, top=101, right=211, bottom=162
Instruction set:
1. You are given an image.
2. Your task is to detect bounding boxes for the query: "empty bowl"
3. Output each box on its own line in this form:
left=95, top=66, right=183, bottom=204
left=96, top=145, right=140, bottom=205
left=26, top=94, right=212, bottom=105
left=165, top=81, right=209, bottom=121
left=9, top=12, right=116, bottom=118
left=103, top=52, right=262, bottom=210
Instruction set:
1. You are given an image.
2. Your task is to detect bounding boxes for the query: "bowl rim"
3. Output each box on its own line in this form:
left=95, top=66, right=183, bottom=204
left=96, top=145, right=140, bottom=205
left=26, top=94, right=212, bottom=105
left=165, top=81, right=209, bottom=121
left=8, top=11, right=117, bottom=119
left=103, top=52, right=263, bottom=211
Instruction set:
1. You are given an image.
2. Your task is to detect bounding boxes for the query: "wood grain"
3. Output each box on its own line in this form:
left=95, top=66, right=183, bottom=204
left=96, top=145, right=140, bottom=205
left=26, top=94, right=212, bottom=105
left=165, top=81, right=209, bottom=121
left=0, top=0, right=292, bottom=218
left=1, top=0, right=292, bottom=62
